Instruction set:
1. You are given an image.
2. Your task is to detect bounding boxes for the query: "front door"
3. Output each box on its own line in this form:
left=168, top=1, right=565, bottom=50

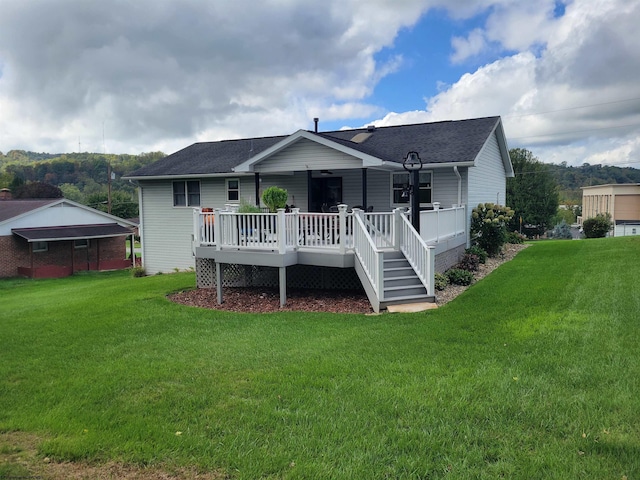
left=310, top=177, right=342, bottom=212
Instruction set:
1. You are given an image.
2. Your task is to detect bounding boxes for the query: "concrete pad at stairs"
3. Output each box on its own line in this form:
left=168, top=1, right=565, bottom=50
left=386, top=302, right=438, bottom=313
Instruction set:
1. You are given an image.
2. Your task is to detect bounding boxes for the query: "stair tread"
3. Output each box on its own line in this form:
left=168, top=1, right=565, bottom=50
left=383, top=293, right=433, bottom=301
left=384, top=284, right=427, bottom=292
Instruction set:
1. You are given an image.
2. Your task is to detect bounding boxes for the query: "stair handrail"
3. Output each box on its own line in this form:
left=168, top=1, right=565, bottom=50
left=352, top=210, right=384, bottom=297
left=398, top=212, right=435, bottom=296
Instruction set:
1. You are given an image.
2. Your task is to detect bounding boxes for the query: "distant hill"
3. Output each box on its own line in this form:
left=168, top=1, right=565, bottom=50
left=0, top=150, right=165, bottom=218
left=546, top=162, right=640, bottom=204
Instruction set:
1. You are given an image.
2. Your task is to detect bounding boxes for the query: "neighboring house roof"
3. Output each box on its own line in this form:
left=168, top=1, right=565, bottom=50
left=0, top=199, right=59, bottom=223
left=0, top=198, right=138, bottom=228
left=12, top=224, right=133, bottom=242
left=125, top=116, right=512, bottom=179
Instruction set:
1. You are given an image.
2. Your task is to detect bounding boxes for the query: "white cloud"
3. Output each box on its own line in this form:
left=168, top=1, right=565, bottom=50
left=451, top=29, right=487, bottom=64
left=367, top=0, right=640, bottom=167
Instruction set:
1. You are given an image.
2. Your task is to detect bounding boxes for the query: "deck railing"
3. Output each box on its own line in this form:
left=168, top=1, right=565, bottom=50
left=419, top=205, right=466, bottom=244
left=194, top=204, right=465, bottom=257
left=353, top=213, right=384, bottom=296
left=399, top=212, right=435, bottom=296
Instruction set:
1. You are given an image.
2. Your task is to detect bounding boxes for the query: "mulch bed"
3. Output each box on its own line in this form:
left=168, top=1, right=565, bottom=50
left=169, top=287, right=373, bottom=314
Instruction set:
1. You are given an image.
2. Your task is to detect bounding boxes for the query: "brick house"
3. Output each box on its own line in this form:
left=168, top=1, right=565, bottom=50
left=0, top=197, right=137, bottom=278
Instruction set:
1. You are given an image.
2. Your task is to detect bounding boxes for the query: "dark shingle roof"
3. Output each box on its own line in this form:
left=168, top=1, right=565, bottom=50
left=12, top=224, right=133, bottom=241
left=125, top=117, right=501, bottom=178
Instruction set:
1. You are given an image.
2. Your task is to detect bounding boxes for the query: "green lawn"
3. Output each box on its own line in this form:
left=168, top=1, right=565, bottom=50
left=1, top=237, right=639, bottom=479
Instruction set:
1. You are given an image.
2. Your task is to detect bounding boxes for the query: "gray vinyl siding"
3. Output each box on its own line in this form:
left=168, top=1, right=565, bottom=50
left=255, top=138, right=363, bottom=172
left=468, top=132, right=506, bottom=208
left=139, top=180, right=198, bottom=274
left=432, top=168, right=469, bottom=208
left=259, top=173, right=308, bottom=210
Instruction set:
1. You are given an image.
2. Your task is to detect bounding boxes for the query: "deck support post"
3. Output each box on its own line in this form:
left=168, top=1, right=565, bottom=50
left=277, top=208, right=286, bottom=254
left=214, top=209, right=222, bottom=250
left=361, top=168, right=368, bottom=210
left=338, top=204, right=348, bottom=254
left=292, top=208, right=301, bottom=248
left=279, top=266, right=287, bottom=307
left=216, top=262, right=223, bottom=304
left=393, top=208, right=403, bottom=250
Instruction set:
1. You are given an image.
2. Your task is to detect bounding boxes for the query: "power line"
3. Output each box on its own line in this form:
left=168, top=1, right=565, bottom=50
left=504, top=97, right=640, bottom=119
left=509, top=121, right=640, bottom=140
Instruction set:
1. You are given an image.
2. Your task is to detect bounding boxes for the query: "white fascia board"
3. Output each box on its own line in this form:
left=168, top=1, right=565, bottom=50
left=123, top=172, right=254, bottom=181
left=233, top=130, right=384, bottom=172
left=380, top=161, right=475, bottom=171
left=473, top=118, right=514, bottom=177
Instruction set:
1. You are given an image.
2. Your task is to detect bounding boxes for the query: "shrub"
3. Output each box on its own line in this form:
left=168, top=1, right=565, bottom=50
left=261, top=186, right=288, bottom=213
left=131, top=266, right=146, bottom=277
left=457, top=253, right=479, bottom=272
left=465, top=245, right=488, bottom=264
left=446, top=268, right=474, bottom=286
left=582, top=213, right=612, bottom=238
left=434, top=272, right=449, bottom=291
left=506, top=231, right=526, bottom=244
left=549, top=219, right=573, bottom=239
left=238, top=199, right=262, bottom=213
left=470, top=203, right=515, bottom=257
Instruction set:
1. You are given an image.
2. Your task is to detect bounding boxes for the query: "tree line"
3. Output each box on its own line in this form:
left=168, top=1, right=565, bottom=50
left=0, top=151, right=165, bottom=218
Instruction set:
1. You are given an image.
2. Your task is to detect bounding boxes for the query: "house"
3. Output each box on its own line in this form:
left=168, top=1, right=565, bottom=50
left=124, top=116, right=513, bottom=311
left=0, top=196, right=137, bottom=278
left=580, top=183, right=640, bottom=236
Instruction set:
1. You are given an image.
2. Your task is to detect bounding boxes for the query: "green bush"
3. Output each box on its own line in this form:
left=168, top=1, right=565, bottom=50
left=582, top=213, right=612, bottom=238
left=446, top=268, right=474, bottom=286
left=465, top=245, right=488, bottom=264
left=470, top=203, right=515, bottom=257
left=262, top=186, right=288, bottom=213
left=457, top=253, right=479, bottom=272
left=434, top=272, right=449, bottom=291
left=549, top=219, right=573, bottom=239
left=506, top=231, right=526, bottom=244
left=131, top=266, right=146, bottom=277
left=238, top=199, right=263, bottom=213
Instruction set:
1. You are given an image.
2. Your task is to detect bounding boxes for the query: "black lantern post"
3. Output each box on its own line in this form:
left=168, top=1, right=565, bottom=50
left=403, top=151, right=423, bottom=230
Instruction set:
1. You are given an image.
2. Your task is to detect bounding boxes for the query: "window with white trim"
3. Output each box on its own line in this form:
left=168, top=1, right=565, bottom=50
left=173, top=180, right=201, bottom=207
left=391, top=171, right=432, bottom=206
left=33, top=241, right=48, bottom=252
left=226, top=178, right=240, bottom=202
left=74, top=239, right=89, bottom=249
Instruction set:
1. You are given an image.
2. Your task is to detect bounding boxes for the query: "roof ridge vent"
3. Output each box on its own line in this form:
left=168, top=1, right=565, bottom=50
left=367, top=125, right=376, bottom=132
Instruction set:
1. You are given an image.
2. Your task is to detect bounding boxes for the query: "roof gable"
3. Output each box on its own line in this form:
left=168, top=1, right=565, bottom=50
left=233, top=130, right=384, bottom=173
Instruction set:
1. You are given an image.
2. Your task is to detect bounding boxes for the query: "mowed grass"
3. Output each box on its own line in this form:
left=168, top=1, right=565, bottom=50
left=1, top=238, right=639, bottom=479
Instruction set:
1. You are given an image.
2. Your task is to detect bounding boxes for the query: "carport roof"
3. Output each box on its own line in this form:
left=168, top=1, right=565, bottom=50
left=12, top=223, right=133, bottom=242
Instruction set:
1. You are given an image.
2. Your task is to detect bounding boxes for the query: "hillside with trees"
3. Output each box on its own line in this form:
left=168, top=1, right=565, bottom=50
left=547, top=161, right=640, bottom=204
left=0, top=150, right=165, bottom=218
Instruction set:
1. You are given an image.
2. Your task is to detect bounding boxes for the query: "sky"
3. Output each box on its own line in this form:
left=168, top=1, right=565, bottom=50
left=1, top=0, right=639, bottom=167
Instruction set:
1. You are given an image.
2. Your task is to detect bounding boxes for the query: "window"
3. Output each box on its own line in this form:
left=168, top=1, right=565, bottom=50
left=226, top=178, right=240, bottom=202
left=173, top=180, right=200, bottom=207
left=391, top=172, right=432, bottom=206
left=33, top=241, right=48, bottom=252
left=74, top=239, right=89, bottom=249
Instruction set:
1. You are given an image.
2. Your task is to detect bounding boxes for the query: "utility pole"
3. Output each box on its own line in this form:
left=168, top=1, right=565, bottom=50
left=108, top=163, right=112, bottom=215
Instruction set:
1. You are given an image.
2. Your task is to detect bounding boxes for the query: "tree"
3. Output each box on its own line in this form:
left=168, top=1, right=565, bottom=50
left=582, top=213, right=612, bottom=238
left=507, top=148, right=559, bottom=237
left=86, top=191, right=138, bottom=219
left=262, top=186, right=288, bottom=213
left=13, top=181, right=63, bottom=199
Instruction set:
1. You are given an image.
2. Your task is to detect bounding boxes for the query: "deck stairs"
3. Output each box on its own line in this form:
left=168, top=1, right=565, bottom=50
left=380, top=250, right=434, bottom=310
